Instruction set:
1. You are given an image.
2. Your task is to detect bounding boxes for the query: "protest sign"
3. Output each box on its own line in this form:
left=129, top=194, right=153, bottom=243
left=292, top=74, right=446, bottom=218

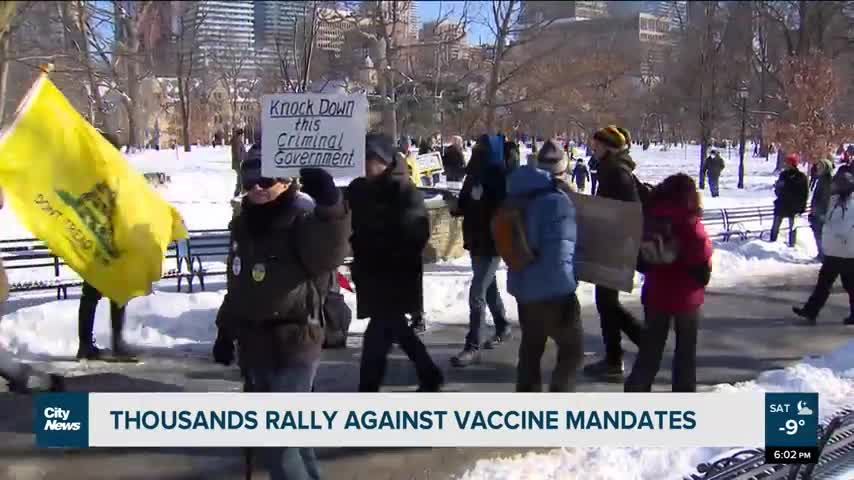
left=260, top=93, right=368, bottom=179
left=568, top=192, right=642, bottom=292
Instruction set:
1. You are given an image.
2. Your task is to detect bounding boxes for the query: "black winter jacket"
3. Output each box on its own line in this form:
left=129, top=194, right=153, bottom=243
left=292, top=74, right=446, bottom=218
left=773, top=168, right=809, bottom=217
left=596, top=150, right=639, bottom=202
left=454, top=154, right=502, bottom=257
left=810, top=171, right=833, bottom=223
left=347, top=170, right=430, bottom=319
left=217, top=187, right=350, bottom=369
left=443, top=145, right=466, bottom=182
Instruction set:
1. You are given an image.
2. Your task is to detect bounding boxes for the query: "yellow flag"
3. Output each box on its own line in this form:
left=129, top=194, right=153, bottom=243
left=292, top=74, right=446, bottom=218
left=0, top=75, right=187, bottom=305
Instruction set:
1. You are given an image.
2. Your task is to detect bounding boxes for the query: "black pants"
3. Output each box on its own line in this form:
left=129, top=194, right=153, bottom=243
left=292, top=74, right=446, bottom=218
left=625, top=308, right=700, bottom=392
left=590, top=175, right=599, bottom=195
left=78, top=282, right=126, bottom=348
left=358, top=313, right=441, bottom=391
left=769, top=214, right=795, bottom=245
left=802, top=256, right=854, bottom=318
left=516, top=294, right=583, bottom=392
left=595, top=286, right=642, bottom=364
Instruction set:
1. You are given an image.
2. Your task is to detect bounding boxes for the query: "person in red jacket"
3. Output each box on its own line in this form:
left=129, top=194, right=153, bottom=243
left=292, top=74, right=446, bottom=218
left=625, top=173, right=713, bottom=393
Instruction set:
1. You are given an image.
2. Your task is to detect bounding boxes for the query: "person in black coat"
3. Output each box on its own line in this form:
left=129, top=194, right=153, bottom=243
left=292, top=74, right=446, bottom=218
left=588, top=155, right=600, bottom=195
left=347, top=133, right=443, bottom=392
left=770, top=154, right=809, bottom=246
left=809, top=159, right=834, bottom=259
left=442, top=138, right=466, bottom=182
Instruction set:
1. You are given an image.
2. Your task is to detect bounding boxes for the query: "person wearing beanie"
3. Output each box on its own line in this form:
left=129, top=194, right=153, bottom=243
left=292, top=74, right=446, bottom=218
left=770, top=154, right=809, bottom=245
left=501, top=154, right=582, bottom=392
left=793, top=170, right=854, bottom=326
left=213, top=143, right=349, bottom=479
left=450, top=135, right=512, bottom=368
left=348, top=133, right=443, bottom=391
left=702, top=149, right=725, bottom=198
left=585, top=125, right=643, bottom=381
left=809, top=157, right=835, bottom=260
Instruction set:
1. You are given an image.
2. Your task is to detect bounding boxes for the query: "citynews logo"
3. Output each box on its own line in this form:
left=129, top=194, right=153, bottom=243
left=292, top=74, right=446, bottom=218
left=43, top=407, right=81, bottom=431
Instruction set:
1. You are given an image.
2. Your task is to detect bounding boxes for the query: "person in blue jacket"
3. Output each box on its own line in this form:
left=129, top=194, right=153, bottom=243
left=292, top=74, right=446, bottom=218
left=506, top=140, right=582, bottom=392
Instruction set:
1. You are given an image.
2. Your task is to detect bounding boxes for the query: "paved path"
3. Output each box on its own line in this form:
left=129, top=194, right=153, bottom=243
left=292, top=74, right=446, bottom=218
left=1, top=269, right=852, bottom=479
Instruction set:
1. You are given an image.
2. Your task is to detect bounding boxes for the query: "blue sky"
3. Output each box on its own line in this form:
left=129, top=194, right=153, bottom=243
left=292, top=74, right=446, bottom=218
left=417, top=0, right=494, bottom=45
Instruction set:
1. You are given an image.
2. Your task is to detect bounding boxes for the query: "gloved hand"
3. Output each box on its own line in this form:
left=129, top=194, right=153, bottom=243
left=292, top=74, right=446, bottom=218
left=299, top=168, right=340, bottom=207
left=213, top=331, right=234, bottom=366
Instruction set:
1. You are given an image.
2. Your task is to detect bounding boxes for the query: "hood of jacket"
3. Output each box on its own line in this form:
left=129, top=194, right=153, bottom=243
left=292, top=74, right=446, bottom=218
left=507, top=165, right=554, bottom=197
left=602, top=149, right=636, bottom=172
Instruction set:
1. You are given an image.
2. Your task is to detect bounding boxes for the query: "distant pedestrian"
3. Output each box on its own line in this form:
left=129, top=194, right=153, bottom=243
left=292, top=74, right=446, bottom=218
left=348, top=134, right=443, bottom=391
left=809, top=158, right=834, bottom=260
left=231, top=128, right=246, bottom=197
left=443, top=135, right=466, bottom=182
left=626, top=174, right=712, bottom=392
left=504, top=141, right=582, bottom=392
left=571, top=158, right=590, bottom=192
left=702, top=149, right=725, bottom=198
left=769, top=154, right=809, bottom=246
left=588, top=155, right=600, bottom=195
left=793, top=169, right=854, bottom=326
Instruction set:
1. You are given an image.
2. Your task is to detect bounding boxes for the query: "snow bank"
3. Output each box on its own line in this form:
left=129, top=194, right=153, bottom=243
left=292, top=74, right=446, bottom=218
left=457, top=340, right=854, bottom=480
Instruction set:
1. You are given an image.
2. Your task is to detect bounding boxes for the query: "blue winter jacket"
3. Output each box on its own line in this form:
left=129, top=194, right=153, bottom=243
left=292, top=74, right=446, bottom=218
left=506, top=166, right=578, bottom=303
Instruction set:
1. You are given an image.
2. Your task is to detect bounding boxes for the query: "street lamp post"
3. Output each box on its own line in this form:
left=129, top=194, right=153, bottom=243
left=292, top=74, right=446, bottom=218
left=737, top=84, right=749, bottom=189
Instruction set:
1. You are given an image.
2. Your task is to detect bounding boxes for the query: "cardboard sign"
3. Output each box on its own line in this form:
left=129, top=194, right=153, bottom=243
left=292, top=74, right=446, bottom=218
left=416, top=152, right=443, bottom=171
left=260, top=94, right=368, bottom=178
left=568, top=192, right=642, bottom=293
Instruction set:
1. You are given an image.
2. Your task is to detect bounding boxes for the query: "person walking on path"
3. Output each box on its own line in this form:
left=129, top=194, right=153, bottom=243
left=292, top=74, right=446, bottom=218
left=809, top=158, right=834, bottom=260
left=506, top=141, right=583, bottom=392
left=213, top=146, right=350, bottom=480
left=348, top=134, right=443, bottom=391
left=588, top=155, right=600, bottom=195
left=584, top=126, right=643, bottom=381
left=443, top=135, right=467, bottom=182
left=769, top=154, right=809, bottom=246
left=702, top=149, right=725, bottom=198
left=571, top=158, right=590, bottom=192
left=793, top=169, right=854, bottom=326
left=231, top=128, right=246, bottom=197
left=449, top=136, right=512, bottom=368
left=625, top=174, right=712, bottom=392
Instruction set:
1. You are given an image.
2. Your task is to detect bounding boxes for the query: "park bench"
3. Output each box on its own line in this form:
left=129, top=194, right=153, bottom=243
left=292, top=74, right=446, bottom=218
left=702, top=205, right=810, bottom=244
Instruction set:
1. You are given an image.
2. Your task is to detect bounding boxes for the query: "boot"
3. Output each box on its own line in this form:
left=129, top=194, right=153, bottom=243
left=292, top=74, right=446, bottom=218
left=110, top=305, right=137, bottom=360
left=583, top=358, right=624, bottom=382
left=450, top=347, right=480, bottom=367
left=410, top=312, right=427, bottom=335
left=792, top=306, right=817, bottom=325
left=416, top=370, right=444, bottom=392
left=77, top=294, right=101, bottom=360
left=483, top=328, right=512, bottom=350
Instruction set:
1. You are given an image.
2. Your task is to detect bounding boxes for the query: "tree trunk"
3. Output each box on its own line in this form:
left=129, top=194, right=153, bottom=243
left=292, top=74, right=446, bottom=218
left=0, top=34, right=9, bottom=126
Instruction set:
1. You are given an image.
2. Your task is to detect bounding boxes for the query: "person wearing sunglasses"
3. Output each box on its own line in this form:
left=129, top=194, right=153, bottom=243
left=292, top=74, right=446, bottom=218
left=213, top=144, right=349, bottom=480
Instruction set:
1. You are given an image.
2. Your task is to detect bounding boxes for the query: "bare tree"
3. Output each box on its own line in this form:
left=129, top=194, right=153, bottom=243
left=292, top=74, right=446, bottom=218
left=209, top=38, right=259, bottom=129
left=173, top=2, right=207, bottom=151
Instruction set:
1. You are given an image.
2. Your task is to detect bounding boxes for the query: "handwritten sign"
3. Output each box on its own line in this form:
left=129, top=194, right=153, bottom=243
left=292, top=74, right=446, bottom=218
left=416, top=152, right=443, bottom=172
left=261, top=93, right=368, bottom=178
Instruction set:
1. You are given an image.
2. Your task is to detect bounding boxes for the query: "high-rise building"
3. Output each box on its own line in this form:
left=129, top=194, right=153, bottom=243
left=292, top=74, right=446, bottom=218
left=316, top=8, right=356, bottom=55
left=639, top=1, right=688, bottom=26
left=252, top=1, right=306, bottom=69
left=189, top=1, right=256, bottom=71
left=518, top=1, right=608, bottom=28
left=420, top=20, right=467, bottom=65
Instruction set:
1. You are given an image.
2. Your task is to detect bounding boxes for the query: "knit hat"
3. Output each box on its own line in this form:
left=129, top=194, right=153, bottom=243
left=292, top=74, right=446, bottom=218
left=536, top=140, right=568, bottom=175
left=785, top=153, right=800, bottom=168
left=241, top=144, right=263, bottom=178
left=366, top=133, right=395, bottom=165
left=616, top=127, right=631, bottom=147
left=593, top=126, right=628, bottom=150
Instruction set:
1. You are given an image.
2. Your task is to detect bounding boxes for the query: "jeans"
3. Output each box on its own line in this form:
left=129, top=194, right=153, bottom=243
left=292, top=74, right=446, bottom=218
left=769, top=215, right=795, bottom=246
left=625, top=308, right=700, bottom=392
left=802, top=256, right=854, bottom=318
left=359, top=313, right=442, bottom=392
left=78, top=282, right=126, bottom=349
left=516, top=294, right=583, bottom=392
left=594, top=286, right=642, bottom=364
left=590, top=175, right=599, bottom=195
left=708, top=176, right=720, bottom=198
left=465, top=256, right=508, bottom=349
left=244, top=363, right=321, bottom=480
left=810, top=218, right=824, bottom=258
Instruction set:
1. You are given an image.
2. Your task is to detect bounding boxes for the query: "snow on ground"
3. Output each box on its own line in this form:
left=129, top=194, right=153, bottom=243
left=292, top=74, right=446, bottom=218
left=457, top=340, right=854, bottom=480
left=0, top=143, right=824, bottom=357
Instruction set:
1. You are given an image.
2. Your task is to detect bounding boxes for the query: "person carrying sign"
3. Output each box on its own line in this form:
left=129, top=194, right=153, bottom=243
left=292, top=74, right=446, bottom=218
left=213, top=145, right=350, bottom=480
left=348, top=134, right=443, bottom=392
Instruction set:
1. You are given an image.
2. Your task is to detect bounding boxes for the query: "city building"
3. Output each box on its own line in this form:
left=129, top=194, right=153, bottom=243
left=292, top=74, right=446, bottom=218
left=188, top=1, right=256, bottom=72
left=639, top=0, right=688, bottom=24
left=420, top=20, right=468, bottom=66
left=518, top=1, right=609, bottom=28
left=316, top=8, right=356, bottom=56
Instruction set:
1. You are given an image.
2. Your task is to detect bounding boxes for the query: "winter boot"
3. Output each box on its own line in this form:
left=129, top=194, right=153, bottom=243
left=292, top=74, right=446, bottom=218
left=77, top=294, right=101, bottom=360
left=483, top=328, right=512, bottom=350
left=416, top=370, right=444, bottom=392
left=76, top=343, right=103, bottom=360
left=110, top=310, right=138, bottom=361
left=410, top=313, right=427, bottom=335
left=792, top=306, right=817, bottom=325
left=450, top=347, right=480, bottom=367
left=583, top=358, right=624, bottom=382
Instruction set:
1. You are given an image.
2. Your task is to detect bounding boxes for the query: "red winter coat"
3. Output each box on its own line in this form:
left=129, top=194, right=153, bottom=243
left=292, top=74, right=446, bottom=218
left=641, top=205, right=713, bottom=314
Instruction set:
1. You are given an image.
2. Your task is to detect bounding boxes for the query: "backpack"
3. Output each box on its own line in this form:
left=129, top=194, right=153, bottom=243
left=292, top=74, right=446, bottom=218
left=638, top=214, right=680, bottom=269
left=491, top=186, right=554, bottom=271
left=634, top=175, right=654, bottom=210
